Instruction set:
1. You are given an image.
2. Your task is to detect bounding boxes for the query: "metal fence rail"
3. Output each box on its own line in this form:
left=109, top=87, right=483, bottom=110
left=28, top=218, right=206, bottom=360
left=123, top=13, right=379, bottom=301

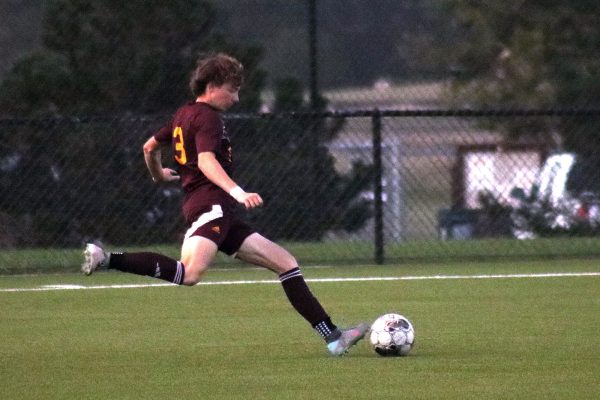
left=1, top=109, right=600, bottom=270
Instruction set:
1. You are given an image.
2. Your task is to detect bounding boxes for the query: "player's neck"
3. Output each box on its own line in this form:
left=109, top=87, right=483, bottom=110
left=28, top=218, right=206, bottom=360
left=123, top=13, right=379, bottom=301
left=196, top=96, right=219, bottom=110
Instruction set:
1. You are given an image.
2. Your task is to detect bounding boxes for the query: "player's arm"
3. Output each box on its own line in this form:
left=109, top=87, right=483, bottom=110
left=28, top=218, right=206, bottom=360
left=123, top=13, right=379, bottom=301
left=197, top=151, right=262, bottom=209
left=142, top=136, right=180, bottom=183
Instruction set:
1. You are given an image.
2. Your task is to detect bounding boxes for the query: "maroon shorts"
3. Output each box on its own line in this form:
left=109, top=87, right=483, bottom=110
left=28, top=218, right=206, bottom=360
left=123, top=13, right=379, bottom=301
left=184, top=204, right=255, bottom=255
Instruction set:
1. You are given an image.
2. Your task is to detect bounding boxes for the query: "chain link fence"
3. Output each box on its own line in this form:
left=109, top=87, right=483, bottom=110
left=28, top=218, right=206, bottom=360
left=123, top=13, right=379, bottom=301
left=2, top=110, right=600, bottom=272
left=1, top=2, right=599, bottom=273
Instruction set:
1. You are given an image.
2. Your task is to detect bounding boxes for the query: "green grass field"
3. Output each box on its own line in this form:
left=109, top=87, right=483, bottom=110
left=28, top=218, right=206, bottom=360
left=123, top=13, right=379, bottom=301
left=3, top=236, right=600, bottom=275
left=1, top=259, right=599, bottom=399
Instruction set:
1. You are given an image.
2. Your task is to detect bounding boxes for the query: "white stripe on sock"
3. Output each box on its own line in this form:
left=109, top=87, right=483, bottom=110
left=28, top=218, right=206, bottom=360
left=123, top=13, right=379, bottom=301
left=279, top=270, right=302, bottom=282
left=174, top=262, right=183, bottom=284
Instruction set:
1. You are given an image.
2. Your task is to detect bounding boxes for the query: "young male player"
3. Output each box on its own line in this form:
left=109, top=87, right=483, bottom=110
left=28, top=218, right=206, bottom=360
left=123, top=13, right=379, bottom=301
left=82, top=52, right=368, bottom=356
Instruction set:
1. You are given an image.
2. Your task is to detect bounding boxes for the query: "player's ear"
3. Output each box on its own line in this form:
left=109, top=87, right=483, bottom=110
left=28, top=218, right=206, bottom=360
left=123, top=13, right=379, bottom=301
left=206, top=82, right=217, bottom=93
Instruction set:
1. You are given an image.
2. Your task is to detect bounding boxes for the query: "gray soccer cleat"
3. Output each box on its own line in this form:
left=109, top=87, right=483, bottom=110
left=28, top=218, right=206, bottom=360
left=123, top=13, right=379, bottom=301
left=327, top=323, right=370, bottom=356
left=81, top=243, right=108, bottom=275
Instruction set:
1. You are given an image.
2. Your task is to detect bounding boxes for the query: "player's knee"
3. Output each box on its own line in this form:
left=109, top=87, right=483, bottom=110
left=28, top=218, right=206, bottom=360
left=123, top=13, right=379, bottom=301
left=278, top=252, right=299, bottom=273
left=182, top=274, right=202, bottom=286
left=182, top=266, right=206, bottom=286
left=181, top=278, right=198, bottom=286
left=287, top=254, right=299, bottom=270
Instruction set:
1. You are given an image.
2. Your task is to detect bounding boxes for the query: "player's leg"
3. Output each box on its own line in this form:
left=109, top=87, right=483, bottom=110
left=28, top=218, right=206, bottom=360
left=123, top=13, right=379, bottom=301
left=82, top=243, right=186, bottom=285
left=179, top=235, right=218, bottom=285
left=234, top=233, right=368, bottom=355
left=82, top=206, right=222, bottom=285
left=232, top=232, right=297, bottom=274
left=104, top=223, right=219, bottom=286
left=235, top=233, right=336, bottom=335
left=81, top=237, right=215, bottom=286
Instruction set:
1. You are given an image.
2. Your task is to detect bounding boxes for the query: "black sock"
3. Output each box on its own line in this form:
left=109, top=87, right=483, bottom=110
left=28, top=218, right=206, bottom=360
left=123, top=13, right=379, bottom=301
left=108, top=252, right=185, bottom=285
left=279, top=267, right=340, bottom=342
left=314, top=318, right=342, bottom=343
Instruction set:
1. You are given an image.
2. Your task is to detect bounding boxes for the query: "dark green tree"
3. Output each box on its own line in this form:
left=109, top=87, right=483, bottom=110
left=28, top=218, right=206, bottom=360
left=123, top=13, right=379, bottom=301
left=0, top=0, right=265, bottom=246
left=0, top=0, right=264, bottom=116
left=0, top=1, right=372, bottom=246
left=441, top=1, right=600, bottom=154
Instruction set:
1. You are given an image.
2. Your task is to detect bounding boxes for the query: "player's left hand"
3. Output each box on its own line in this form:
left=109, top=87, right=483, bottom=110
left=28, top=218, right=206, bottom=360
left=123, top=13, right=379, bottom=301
left=236, top=192, right=263, bottom=209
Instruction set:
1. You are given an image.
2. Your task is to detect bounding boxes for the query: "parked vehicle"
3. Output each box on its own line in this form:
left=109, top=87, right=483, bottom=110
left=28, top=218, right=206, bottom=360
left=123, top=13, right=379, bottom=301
left=510, top=153, right=600, bottom=239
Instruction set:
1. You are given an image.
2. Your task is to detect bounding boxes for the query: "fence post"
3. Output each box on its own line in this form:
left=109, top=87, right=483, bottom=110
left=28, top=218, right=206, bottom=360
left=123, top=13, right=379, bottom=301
left=307, top=0, right=319, bottom=110
left=372, top=109, right=384, bottom=264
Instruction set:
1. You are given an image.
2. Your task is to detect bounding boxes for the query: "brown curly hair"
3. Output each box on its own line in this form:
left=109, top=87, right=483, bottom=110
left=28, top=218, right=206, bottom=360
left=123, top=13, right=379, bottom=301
left=189, top=53, right=244, bottom=97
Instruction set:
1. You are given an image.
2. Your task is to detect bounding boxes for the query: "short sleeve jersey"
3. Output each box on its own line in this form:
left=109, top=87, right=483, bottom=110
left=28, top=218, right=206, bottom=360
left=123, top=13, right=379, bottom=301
left=154, top=101, right=234, bottom=223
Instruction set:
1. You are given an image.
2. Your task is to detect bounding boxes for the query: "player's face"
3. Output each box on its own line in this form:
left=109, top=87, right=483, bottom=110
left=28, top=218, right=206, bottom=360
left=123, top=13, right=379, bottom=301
left=208, top=82, right=240, bottom=111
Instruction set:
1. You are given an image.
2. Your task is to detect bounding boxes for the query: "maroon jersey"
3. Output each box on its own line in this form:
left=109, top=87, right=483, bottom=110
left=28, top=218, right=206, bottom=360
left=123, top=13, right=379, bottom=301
left=154, top=101, right=234, bottom=223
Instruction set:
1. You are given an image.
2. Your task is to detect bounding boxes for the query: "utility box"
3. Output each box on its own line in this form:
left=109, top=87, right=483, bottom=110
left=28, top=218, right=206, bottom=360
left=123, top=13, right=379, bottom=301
left=437, top=208, right=479, bottom=240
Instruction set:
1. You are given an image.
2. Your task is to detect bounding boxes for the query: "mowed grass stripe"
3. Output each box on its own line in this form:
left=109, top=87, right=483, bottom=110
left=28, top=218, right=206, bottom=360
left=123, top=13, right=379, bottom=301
left=1, top=261, right=599, bottom=400
left=1, top=271, right=598, bottom=292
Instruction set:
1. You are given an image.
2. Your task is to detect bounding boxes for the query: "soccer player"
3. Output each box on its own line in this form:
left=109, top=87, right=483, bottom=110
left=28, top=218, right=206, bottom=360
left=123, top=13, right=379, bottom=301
left=81, top=52, right=368, bottom=356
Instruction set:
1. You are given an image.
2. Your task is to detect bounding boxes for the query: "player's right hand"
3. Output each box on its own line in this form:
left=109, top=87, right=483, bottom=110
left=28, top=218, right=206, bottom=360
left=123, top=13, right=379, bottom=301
left=153, top=168, right=180, bottom=183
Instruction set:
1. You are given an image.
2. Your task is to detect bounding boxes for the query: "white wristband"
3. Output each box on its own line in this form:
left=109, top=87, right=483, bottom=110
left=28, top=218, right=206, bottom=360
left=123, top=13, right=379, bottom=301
left=229, top=186, right=245, bottom=200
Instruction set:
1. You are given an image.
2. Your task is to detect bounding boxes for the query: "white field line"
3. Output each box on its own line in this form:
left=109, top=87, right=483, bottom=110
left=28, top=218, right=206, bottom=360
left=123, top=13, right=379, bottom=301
left=0, top=271, right=599, bottom=293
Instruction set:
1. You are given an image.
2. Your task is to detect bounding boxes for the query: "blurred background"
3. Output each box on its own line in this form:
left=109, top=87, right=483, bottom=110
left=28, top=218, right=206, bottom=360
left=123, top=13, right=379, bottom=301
left=1, top=0, right=599, bottom=271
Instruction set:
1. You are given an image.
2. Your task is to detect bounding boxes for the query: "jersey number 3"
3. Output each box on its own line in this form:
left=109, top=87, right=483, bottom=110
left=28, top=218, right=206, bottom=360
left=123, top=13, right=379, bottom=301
left=173, top=126, right=187, bottom=165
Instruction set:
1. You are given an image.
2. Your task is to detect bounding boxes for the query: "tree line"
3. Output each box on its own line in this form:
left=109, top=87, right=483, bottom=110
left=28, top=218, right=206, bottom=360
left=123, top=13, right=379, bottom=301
left=0, top=0, right=373, bottom=247
left=0, top=0, right=598, bottom=247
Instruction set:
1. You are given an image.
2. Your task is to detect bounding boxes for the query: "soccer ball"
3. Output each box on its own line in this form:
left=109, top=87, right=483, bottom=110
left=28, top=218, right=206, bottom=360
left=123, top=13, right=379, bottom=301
left=369, top=313, right=415, bottom=356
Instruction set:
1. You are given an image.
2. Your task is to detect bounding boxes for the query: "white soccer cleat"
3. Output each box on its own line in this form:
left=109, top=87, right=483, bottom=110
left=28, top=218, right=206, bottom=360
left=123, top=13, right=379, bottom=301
left=81, top=243, right=108, bottom=276
left=327, top=323, right=370, bottom=356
